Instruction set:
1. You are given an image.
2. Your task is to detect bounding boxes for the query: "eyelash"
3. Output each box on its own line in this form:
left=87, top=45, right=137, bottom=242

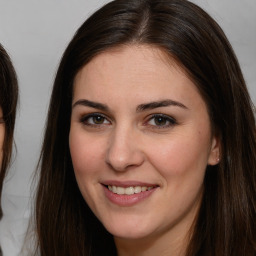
left=80, top=113, right=177, bottom=129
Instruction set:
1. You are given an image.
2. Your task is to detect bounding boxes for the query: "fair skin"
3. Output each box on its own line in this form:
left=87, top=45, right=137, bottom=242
left=69, top=45, right=220, bottom=256
left=0, top=108, right=5, bottom=167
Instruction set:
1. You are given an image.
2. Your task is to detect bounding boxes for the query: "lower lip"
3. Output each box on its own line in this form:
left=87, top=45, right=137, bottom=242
left=102, top=185, right=157, bottom=207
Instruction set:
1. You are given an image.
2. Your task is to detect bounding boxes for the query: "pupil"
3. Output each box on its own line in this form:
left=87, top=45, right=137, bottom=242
left=155, top=116, right=166, bottom=126
left=94, top=116, right=103, bottom=124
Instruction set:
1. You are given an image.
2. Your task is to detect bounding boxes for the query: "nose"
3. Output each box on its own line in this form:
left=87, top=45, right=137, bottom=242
left=105, top=125, right=145, bottom=171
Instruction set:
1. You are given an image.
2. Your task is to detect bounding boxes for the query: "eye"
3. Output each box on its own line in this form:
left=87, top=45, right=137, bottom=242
left=80, top=113, right=110, bottom=126
left=147, top=114, right=176, bottom=128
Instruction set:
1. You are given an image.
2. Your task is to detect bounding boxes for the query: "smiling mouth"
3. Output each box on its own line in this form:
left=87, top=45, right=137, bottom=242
left=107, top=185, right=155, bottom=195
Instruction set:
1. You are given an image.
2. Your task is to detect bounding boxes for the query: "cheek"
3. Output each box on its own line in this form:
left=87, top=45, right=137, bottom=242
left=69, top=129, right=105, bottom=179
left=147, top=130, right=211, bottom=179
left=69, top=128, right=107, bottom=210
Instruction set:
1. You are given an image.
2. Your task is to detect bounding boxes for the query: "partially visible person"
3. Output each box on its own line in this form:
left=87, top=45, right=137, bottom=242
left=0, top=43, right=18, bottom=255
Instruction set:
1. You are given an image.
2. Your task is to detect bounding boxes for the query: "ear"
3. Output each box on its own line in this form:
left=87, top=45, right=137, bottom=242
left=207, top=135, right=221, bottom=166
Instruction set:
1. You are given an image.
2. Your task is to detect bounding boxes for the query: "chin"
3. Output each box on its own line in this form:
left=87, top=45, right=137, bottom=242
left=104, top=222, right=155, bottom=240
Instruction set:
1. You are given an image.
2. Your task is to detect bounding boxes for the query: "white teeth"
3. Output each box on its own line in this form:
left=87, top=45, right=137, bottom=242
left=125, top=187, right=134, bottom=195
left=116, top=187, right=125, bottom=194
left=107, top=185, right=154, bottom=195
left=134, top=186, right=142, bottom=193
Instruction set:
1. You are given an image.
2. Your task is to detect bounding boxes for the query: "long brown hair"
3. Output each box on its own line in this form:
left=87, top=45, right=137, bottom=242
left=35, top=0, right=256, bottom=255
left=0, top=44, right=18, bottom=219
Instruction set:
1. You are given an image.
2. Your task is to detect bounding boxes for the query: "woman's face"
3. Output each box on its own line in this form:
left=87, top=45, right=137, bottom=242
left=69, top=45, right=219, bottom=243
left=0, top=108, right=5, bottom=167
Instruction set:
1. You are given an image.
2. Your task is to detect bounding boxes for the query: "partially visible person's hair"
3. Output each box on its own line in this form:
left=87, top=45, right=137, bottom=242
left=0, top=44, right=18, bottom=220
left=34, top=0, right=256, bottom=255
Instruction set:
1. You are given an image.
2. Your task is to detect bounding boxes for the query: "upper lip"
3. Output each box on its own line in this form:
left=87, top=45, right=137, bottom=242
left=101, top=180, right=158, bottom=188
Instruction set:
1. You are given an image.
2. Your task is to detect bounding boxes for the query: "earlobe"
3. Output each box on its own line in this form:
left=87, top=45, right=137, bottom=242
left=208, top=136, right=221, bottom=166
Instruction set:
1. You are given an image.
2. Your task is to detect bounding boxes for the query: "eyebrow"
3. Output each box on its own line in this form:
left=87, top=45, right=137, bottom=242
left=72, top=99, right=109, bottom=111
left=72, top=99, right=188, bottom=112
left=136, top=99, right=188, bottom=112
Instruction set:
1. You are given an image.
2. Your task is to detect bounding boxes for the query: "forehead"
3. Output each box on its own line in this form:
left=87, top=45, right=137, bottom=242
left=75, top=44, right=182, bottom=76
left=73, top=45, right=205, bottom=110
left=74, top=45, right=188, bottom=88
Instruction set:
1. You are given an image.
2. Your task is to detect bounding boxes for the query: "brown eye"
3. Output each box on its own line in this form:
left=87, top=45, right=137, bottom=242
left=93, top=115, right=105, bottom=124
left=148, top=114, right=176, bottom=128
left=81, top=113, right=110, bottom=126
left=154, top=116, right=168, bottom=126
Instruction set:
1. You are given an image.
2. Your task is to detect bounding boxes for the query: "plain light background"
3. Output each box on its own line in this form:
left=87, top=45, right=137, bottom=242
left=0, top=0, right=255, bottom=255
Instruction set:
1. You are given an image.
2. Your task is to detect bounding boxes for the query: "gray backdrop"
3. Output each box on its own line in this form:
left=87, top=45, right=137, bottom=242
left=0, top=0, right=255, bottom=255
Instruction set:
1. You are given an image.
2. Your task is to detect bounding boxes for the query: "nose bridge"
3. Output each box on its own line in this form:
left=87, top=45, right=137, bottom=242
left=105, top=122, right=144, bottom=171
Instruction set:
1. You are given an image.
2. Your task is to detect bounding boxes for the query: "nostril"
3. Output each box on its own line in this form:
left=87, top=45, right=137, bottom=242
left=105, top=148, right=145, bottom=171
left=105, top=131, right=145, bottom=171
